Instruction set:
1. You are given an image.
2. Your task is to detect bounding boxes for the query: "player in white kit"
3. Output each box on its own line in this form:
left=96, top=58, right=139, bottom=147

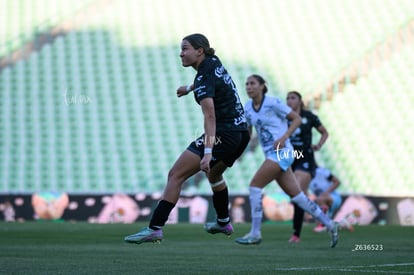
left=309, top=167, right=353, bottom=232
left=235, top=75, right=338, bottom=247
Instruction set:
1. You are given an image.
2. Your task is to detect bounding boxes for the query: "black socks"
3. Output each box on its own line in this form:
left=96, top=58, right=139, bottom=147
left=213, top=187, right=230, bottom=225
left=149, top=200, right=175, bottom=230
left=148, top=188, right=230, bottom=230
left=292, top=203, right=304, bottom=237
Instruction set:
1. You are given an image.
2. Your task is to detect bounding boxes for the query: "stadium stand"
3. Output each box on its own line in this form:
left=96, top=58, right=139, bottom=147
left=317, top=42, right=414, bottom=195
left=0, top=0, right=413, bottom=196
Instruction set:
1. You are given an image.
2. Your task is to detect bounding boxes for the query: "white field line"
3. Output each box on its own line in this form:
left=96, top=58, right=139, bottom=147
left=273, top=262, right=414, bottom=273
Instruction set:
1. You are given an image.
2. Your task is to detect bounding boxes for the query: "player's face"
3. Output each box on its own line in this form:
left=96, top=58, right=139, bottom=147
left=180, top=40, right=201, bottom=68
left=245, top=76, right=263, bottom=98
left=286, top=93, right=300, bottom=109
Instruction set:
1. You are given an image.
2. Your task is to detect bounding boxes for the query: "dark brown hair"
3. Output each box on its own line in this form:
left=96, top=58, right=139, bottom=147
left=287, top=90, right=305, bottom=110
left=250, top=74, right=268, bottom=94
left=183, top=33, right=215, bottom=56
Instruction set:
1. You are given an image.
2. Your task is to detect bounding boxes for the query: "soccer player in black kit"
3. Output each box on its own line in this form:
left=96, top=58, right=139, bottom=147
left=124, top=33, right=250, bottom=244
left=286, top=91, right=329, bottom=242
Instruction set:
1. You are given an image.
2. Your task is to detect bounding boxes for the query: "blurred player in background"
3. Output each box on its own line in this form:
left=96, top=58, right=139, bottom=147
left=286, top=91, right=329, bottom=243
left=310, top=166, right=356, bottom=232
left=124, top=33, right=249, bottom=244
left=234, top=75, right=338, bottom=247
left=309, top=166, right=351, bottom=232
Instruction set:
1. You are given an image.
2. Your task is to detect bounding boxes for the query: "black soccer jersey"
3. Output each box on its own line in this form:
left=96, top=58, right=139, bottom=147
left=289, top=109, right=322, bottom=152
left=192, top=55, right=247, bottom=132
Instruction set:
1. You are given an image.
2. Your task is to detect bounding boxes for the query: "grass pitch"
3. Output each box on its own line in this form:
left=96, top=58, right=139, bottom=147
left=1, top=222, right=413, bottom=274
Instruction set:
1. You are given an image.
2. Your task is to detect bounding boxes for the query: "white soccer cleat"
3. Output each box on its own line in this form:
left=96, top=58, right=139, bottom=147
left=124, top=227, right=163, bottom=244
left=329, top=222, right=339, bottom=248
left=235, top=233, right=262, bottom=245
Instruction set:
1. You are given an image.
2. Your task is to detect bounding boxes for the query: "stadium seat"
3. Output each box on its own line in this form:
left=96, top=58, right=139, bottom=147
left=1, top=0, right=413, bottom=196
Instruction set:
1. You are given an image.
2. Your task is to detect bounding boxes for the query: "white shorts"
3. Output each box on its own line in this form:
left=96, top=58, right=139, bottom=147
left=266, top=147, right=294, bottom=171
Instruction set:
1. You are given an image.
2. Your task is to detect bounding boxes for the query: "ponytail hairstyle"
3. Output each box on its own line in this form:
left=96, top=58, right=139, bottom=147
left=183, top=33, right=215, bottom=56
left=287, top=90, right=305, bottom=110
left=250, top=74, right=268, bottom=94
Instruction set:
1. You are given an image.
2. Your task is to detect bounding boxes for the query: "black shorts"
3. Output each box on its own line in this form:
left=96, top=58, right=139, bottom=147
left=291, top=149, right=317, bottom=177
left=187, top=130, right=250, bottom=167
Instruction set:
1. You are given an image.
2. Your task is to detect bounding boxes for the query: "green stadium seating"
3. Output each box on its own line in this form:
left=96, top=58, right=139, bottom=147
left=0, top=0, right=413, bottom=196
left=317, top=42, right=414, bottom=195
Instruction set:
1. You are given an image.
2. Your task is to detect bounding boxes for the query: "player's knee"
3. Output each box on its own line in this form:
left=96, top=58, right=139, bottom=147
left=167, top=167, right=187, bottom=186
left=167, top=168, right=178, bottom=181
left=209, top=179, right=226, bottom=190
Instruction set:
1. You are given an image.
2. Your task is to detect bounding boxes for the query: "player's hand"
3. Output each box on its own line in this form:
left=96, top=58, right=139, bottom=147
left=200, top=154, right=212, bottom=173
left=273, top=137, right=286, bottom=150
left=312, top=144, right=322, bottom=151
left=177, top=86, right=189, bottom=97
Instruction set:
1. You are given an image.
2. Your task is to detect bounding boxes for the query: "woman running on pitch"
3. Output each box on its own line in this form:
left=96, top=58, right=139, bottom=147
left=286, top=90, right=329, bottom=243
left=235, top=75, right=338, bottom=247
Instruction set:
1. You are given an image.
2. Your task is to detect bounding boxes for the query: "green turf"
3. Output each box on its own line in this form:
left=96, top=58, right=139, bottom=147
left=0, top=222, right=413, bottom=274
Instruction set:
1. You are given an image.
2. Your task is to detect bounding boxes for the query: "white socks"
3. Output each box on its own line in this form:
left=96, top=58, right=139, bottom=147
left=249, top=186, right=263, bottom=237
left=291, top=192, right=333, bottom=230
left=248, top=190, right=334, bottom=235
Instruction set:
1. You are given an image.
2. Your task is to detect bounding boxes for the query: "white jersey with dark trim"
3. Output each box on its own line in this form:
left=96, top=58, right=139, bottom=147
left=244, top=95, right=293, bottom=156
